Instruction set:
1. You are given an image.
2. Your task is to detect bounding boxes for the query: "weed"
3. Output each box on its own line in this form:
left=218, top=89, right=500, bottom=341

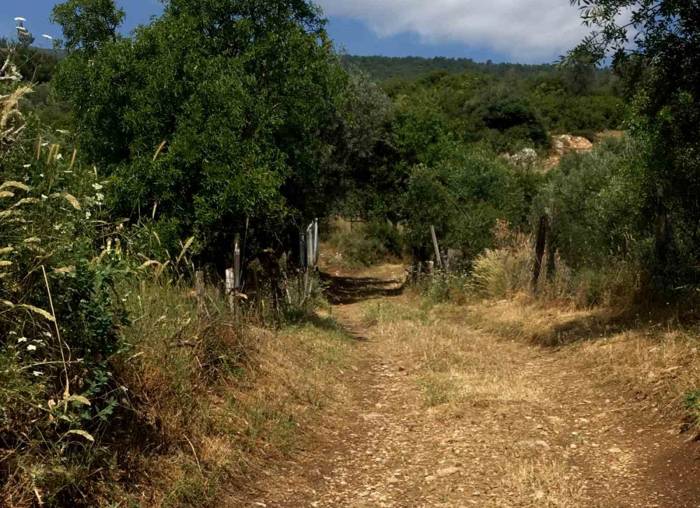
left=684, top=390, right=700, bottom=427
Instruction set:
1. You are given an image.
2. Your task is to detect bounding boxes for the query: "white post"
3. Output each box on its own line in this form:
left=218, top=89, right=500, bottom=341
left=313, top=218, right=319, bottom=267
left=234, top=236, right=241, bottom=290
left=225, top=268, right=235, bottom=312
left=305, top=223, right=314, bottom=297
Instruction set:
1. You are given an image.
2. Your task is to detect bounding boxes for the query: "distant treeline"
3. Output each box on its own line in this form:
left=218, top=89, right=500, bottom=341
left=342, top=55, right=614, bottom=84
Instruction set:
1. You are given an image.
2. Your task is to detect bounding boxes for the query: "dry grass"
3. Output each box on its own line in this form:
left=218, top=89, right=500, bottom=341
left=360, top=296, right=544, bottom=410
left=348, top=295, right=606, bottom=506
left=107, top=281, right=356, bottom=506
left=353, top=290, right=700, bottom=505
left=498, top=458, right=590, bottom=508
left=464, top=297, right=700, bottom=429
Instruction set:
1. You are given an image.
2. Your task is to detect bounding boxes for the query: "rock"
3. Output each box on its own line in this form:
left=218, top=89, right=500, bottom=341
left=437, top=466, right=461, bottom=477
left=534, top=440, right=550, bottom=450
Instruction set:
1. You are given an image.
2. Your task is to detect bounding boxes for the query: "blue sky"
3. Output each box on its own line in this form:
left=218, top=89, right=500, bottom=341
left=0, top=1, right=589, bottom=63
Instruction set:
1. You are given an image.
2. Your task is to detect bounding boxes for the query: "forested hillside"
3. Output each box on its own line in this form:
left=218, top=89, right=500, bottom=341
left=343, top=55, right=558, bottom=81
left=1, top=0, right=700, bottom=506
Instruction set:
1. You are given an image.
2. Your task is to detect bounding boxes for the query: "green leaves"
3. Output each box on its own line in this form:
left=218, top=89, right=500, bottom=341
left=52, top=0, right=125, bottom=53
left=404, top=146, right=528, bottom=262
left=55, top=0, right=349, bottom=260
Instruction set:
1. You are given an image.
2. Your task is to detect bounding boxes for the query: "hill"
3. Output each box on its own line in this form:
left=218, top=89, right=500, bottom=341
left=342, top=55, right=592, bottom=82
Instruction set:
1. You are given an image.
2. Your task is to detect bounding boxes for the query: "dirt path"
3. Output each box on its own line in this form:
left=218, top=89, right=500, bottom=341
left=249, top=265, right=700, bottom=508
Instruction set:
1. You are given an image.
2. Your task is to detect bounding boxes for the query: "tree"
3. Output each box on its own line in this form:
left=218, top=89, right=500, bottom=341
left=404, top=145, right=527, bottom=262
left=51, top=0, right=124, bottom=52
left=53, top=0, right=349, bottom=262
left=569, top=0, right=700, bottom=284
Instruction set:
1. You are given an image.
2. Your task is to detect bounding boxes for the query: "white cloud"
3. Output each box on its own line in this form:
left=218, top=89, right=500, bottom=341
left=316, top=0, right=591, bottom=62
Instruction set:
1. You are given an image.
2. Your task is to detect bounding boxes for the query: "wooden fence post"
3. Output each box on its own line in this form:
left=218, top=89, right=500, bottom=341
left=532, top=215, right=549, bottom=292
left=546, top=235, right=557, bottom=282
left=430, top=225, right=443, bottom=270
left=195, top=270, right=205, bottom=316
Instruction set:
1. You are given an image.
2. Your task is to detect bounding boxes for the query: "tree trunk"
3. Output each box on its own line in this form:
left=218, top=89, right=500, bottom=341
left=546, top=234, right=557, bottom=282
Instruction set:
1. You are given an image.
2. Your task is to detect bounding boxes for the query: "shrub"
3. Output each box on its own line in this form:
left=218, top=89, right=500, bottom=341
left=53, top=0, right=353, bottom=262
left=0, top=69, right=135, bottom=504
left=685, top=391, right=700, bottom=428
left=326, top=220, right=403, bottom=268
left=540, top=137, right=647, bottom=271
left=403, top=145, right=528, bottom=263
left=471, top=248, right=531, bottom=298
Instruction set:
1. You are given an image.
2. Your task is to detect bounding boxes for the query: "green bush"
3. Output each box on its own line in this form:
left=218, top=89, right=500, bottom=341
left=327, top=220, right=403, bottom=267
left=540, top=137, right=648, bottom=270
left=0, top=72, right=134, bottom=504
left=53, top=0, right=354, bottom=263
left=403, top=145, right=528, bottom=263
left=685, top=390, right=700, bottom=427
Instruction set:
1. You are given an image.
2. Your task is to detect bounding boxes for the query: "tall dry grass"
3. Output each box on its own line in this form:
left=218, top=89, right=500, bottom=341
left=108, top=279, right=357, bottom=506
left=468, top=220, right=641, bottom=308
left=418, top=220, right=700, bottom=434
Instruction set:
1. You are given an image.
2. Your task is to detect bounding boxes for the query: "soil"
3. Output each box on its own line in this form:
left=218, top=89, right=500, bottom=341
left=246, top=264, right=700, bottom=508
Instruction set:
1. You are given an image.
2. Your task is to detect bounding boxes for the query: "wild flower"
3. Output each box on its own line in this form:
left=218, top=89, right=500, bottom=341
left=26, top=344, right=37, bottom=351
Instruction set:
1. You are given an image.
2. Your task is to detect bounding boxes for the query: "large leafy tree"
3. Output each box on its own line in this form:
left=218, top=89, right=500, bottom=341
left=569, top=0, right=700, bottom=283
left=52, top=0, right=124, bottom=52
left=53, top=0, right=349, bottom=261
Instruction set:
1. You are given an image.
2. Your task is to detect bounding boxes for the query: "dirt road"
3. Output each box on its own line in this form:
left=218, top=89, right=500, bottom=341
left=250, top=265, right=700, bottom=507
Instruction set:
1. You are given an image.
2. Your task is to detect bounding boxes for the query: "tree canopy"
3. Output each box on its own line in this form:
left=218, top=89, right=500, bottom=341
left=53, top=0, right=355, bottom=262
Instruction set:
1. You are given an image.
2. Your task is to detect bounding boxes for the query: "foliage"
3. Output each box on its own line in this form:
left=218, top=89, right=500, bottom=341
left=539, top=138, right=648, bottom=270
left=378, top=60, right=624, bottom=154
left=470, top=222, right=532, bottom=298
left=685, top=390, right=700, bottom=427
left=345, top=55, right=606, bottom=84
left=0, top=40, right=60, bottom=83
left=53, top=0, right=353, bottom=263
left=326, top=220, right=403, bottom=268
left=0, top=68, right=136, bottom=504
left=569, top=0, right=700, bottom=285
left=403, top=144, right=530, bottom=262
left=51, top=0, right=125, bottom=53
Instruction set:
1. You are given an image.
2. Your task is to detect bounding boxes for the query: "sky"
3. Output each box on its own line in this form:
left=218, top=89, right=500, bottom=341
left=0, top=0, right=591, bottom=64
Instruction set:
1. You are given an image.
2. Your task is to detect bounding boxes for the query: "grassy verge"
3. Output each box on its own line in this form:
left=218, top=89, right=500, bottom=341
left=411, top=219, right=700, bottom=433
left=116, top=282, right=356, bottom=507
left=2, top=277, right=355, bottom=507
left=462, top=297, right=700, bottom=431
